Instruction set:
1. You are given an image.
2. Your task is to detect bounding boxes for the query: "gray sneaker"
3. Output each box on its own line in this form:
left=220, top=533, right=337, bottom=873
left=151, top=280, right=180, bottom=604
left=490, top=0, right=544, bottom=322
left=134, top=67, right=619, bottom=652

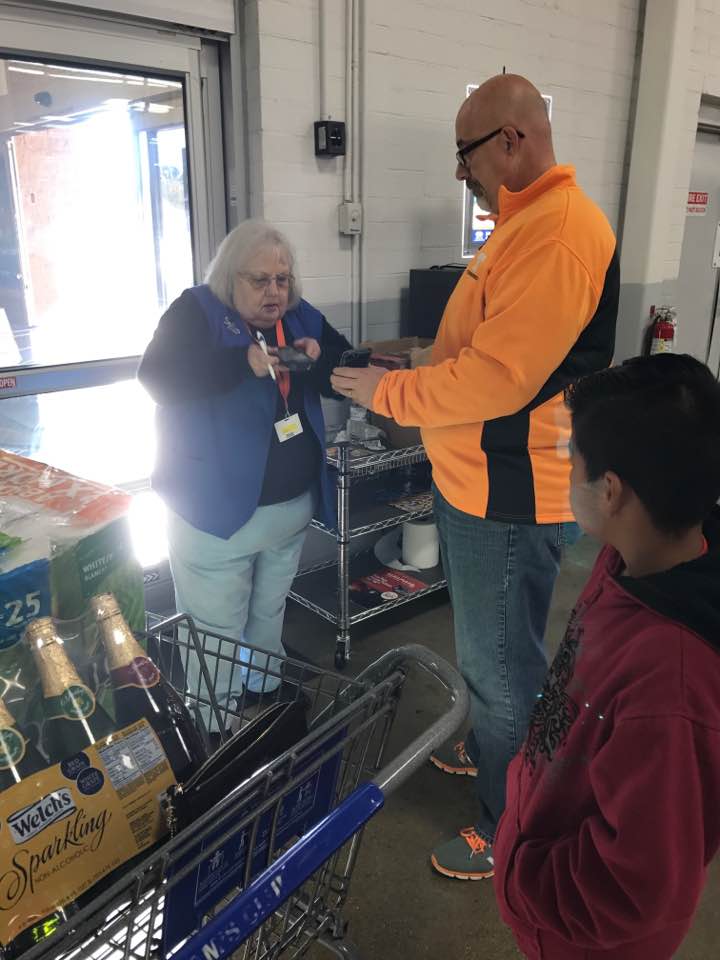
left=431, top=828, right=495, bottom=880
left=429, top=739, right=478, bottom=777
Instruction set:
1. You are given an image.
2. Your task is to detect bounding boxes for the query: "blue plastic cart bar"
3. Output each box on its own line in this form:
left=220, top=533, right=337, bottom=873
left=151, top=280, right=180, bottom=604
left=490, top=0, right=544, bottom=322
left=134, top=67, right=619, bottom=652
left=172, top=782, right=385, bottom=960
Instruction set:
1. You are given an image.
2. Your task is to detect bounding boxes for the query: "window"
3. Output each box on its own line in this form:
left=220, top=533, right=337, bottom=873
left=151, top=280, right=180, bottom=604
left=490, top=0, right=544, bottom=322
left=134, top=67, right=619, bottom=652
left=0, top=380, right=154, bottom=482
left=0, top=380, right=169, bottom=567
left=0, top=56, right=194, bottom=367
left=0, top=8, right=227, bottom=568
left=0, top=7, right=226, bottom=491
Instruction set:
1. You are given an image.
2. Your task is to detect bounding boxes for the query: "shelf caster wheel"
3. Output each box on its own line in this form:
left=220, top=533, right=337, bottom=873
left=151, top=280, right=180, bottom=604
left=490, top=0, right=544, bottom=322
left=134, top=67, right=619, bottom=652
left=334, top=648, right=348, bottom=671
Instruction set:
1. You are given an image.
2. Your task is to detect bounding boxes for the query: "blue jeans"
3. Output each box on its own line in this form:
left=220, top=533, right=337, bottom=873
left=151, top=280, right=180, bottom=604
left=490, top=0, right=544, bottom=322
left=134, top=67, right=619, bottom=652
left=167, top=490, right=314, bottom=718
left=433, top=485, right=580, bottom=842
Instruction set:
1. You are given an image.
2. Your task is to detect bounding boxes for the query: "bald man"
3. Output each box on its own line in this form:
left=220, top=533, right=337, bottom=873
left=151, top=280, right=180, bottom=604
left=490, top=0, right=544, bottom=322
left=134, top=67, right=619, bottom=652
left=332, top=75, right=618, bottom=879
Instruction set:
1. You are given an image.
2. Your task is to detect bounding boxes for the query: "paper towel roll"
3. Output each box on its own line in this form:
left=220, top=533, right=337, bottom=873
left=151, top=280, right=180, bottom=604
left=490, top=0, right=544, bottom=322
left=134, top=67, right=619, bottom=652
left=401, top=516, right=439, bottom=569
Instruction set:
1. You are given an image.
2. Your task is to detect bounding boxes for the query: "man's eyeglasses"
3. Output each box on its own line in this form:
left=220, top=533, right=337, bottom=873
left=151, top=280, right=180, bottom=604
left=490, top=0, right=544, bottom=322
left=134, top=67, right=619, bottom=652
left=239, top=273, right=293, bottom=291
left=456, top=127, right=525, bottom=167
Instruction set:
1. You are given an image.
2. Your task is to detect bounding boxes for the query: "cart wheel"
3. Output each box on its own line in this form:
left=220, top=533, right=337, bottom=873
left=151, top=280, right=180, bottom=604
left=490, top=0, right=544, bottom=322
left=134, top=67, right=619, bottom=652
left=334, top=649, right=348, bottom=671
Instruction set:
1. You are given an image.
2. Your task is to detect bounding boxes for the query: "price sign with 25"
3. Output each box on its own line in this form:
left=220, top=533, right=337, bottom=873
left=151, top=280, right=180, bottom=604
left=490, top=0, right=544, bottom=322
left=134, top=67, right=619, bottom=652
left=0, top=560, right=51, bottom=652
left=4, top=592, right=42, bottom=628
left=0, top=592, right=43, bottom=651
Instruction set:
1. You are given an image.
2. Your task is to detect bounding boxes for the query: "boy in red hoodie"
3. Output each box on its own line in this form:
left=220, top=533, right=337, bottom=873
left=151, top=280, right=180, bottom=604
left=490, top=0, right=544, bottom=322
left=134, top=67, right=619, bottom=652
left=493, top=353, right=720, bottom=960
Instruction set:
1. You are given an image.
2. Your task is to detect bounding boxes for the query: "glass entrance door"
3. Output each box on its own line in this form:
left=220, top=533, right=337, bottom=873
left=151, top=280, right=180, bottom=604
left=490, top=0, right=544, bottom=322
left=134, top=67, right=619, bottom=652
left=0, top=8, right=225, bottom=501
left=1, top=57, right=194, bottom=367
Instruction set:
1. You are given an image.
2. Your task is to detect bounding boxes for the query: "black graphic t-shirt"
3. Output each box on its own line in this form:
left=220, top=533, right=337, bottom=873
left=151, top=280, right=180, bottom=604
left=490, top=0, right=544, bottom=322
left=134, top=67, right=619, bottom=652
left=523, top=606, right=583, bottom=772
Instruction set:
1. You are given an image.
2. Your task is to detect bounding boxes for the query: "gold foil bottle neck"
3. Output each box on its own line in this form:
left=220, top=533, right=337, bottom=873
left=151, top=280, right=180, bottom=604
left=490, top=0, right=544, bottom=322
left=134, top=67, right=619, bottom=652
left=26, top=619, right=84, bottom=698
left=0, top=697, right=15, bottom=728
left=88, top=593, right=121, bottom=621
left=91, top=594, right=146, bottom=671
left=25, top=616, right=58, bottom=648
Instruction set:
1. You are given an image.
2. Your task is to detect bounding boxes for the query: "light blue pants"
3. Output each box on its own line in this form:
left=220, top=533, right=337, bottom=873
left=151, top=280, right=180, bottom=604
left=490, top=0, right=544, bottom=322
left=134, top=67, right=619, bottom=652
left=167, top=490, right=313, bottom=717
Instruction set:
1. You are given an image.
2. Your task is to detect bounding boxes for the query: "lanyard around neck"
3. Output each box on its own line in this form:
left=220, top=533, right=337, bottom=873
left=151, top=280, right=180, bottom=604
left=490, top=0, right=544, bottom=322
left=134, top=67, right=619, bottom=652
left=274, top=320, right=290, bottom=406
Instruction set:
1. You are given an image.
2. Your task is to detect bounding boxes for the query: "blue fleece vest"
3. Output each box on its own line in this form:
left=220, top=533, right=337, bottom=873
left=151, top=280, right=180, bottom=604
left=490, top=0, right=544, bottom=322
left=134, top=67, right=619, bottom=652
left=152, top=284, right=335, bottom=539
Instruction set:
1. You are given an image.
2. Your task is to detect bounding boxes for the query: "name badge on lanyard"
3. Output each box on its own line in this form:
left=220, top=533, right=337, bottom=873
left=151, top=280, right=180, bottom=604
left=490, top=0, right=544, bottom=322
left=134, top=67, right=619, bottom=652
left=255, top=321, right=304, bottom=444
left=275, top=412, right=303, bottom=442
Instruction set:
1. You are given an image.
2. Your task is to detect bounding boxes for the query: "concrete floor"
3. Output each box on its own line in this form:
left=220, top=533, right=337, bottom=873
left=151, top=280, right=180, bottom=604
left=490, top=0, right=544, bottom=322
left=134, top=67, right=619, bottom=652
left=283, top=535, right=720, bottom=959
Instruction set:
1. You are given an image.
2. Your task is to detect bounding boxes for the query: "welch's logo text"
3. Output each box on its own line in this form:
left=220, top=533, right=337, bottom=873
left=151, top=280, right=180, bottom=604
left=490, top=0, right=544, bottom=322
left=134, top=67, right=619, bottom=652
left=7, top=789, right=75, bottom=843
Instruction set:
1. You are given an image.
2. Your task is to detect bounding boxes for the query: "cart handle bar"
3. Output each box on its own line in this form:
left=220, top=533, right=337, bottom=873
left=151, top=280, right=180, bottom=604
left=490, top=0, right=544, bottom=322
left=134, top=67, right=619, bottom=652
left=172, top=783, right=383, bottom=960
left=173, top=644, right=468, bottom=960
left=349, top=642, right=469, bottom=793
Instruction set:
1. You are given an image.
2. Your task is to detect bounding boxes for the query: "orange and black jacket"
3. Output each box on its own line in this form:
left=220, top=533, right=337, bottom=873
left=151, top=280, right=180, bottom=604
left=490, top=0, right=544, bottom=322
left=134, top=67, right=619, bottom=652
left=372, top=165, right=619, bottom=523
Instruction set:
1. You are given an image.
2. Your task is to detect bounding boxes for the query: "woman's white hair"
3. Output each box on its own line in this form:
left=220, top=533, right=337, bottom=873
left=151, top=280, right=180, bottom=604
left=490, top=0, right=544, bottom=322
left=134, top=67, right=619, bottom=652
left=205, top=219, right=302, bottom=310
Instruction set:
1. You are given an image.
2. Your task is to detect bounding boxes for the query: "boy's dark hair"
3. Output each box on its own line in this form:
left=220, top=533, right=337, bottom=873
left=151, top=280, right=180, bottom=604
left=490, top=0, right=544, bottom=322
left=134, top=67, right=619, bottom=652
left=565, top=353, right=720, bottom=535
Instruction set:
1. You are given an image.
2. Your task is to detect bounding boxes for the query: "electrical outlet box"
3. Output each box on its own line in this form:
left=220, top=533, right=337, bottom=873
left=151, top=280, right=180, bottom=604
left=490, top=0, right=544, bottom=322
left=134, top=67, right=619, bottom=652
left=314, top=120, right=346, bottom=156
left=339, top=201, right=363, bottom=235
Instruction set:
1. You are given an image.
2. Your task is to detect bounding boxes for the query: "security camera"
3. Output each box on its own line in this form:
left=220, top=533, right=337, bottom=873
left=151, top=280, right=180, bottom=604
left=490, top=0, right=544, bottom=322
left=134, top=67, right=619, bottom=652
left=33, top=91, right=53, bottom=108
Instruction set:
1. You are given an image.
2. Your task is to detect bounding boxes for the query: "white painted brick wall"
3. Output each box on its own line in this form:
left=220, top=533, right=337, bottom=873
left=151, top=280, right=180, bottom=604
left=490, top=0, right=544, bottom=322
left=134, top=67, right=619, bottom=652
left=252, top=0, right=643, bottom=339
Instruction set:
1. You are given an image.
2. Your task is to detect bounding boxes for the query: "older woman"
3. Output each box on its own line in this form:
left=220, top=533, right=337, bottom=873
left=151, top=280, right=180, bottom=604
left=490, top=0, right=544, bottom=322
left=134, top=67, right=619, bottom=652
left=139, top=220, right=351, bottom=717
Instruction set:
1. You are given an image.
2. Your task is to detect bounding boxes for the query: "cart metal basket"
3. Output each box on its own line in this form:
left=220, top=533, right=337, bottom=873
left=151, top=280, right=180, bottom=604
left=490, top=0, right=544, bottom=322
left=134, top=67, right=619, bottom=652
left=15, top=613, right=468, bottom=960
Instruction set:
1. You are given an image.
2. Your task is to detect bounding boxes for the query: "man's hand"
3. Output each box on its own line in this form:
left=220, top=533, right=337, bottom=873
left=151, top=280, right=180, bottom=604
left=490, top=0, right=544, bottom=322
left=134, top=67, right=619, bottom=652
left=331, top=364, right=388, bottom=410
left=248, top=343, right=280, bottom=378
left=294, top=337, right=321, bottom=361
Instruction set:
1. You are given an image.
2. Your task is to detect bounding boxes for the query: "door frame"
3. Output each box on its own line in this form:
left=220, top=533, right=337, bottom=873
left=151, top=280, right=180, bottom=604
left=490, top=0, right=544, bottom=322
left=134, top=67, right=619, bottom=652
left=701, top=125, right=720, bottom=377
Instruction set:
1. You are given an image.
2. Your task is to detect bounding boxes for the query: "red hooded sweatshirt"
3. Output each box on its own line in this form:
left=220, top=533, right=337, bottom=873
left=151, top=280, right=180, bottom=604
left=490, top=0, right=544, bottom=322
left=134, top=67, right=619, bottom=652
left=494, top=510, right=720, bottom=959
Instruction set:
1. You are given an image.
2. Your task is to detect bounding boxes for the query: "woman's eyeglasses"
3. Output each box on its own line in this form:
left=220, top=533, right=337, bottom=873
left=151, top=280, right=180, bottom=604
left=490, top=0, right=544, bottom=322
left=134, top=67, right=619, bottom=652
left=239, top=273, right=293, bottom=291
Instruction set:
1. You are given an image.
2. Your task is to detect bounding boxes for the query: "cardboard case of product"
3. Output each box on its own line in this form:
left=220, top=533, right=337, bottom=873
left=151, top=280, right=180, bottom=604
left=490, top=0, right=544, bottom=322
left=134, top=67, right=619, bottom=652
left=0, top=455, right=206, bottom=952
left=0, top=718, right=177, bottom=949
left=361, top=337, right=434, bottom=448
left=0, top=451, right=145, bottom=737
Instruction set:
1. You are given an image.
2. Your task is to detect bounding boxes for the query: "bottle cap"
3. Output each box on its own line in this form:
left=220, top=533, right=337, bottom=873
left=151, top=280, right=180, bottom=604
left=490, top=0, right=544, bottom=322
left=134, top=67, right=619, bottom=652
left=91, top=595, right=149, bottom=674
left=25, top=617, right=58, bottom=648
left=88, top=593, right=121, bottom=621
left=26, top=619, right=84, bottom=696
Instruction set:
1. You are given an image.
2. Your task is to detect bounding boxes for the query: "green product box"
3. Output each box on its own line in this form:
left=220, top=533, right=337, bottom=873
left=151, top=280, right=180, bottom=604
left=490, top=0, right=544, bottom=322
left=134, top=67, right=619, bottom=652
left=50, top=516, right=145, bottom=632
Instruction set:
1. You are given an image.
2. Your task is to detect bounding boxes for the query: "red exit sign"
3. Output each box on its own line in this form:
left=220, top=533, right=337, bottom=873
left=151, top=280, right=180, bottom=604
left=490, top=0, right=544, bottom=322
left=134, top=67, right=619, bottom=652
left=687, top=191, right=709, bottom=216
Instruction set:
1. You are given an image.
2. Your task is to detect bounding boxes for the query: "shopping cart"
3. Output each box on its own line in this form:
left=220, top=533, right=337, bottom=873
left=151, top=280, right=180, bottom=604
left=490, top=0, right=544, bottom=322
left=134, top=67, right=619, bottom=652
left=17, top=612, right=468, bottom=960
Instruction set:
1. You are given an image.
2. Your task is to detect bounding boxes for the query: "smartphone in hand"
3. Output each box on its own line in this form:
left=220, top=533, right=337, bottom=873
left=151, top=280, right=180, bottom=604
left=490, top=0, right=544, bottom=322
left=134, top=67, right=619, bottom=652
left=338, top=348, right=372, bottom=368
left=276, top=346, right=316, bottom=372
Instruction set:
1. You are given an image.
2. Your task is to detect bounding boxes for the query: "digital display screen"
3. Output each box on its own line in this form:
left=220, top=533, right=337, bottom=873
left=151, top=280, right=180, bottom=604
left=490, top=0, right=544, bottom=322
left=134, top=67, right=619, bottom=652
left=461, top=84, right=552, bottom=258
left=471, top=203, right=495, bottom=244
left=463, top=189, right=495, bottom=255
left=31, top=914, right=62, bottom=943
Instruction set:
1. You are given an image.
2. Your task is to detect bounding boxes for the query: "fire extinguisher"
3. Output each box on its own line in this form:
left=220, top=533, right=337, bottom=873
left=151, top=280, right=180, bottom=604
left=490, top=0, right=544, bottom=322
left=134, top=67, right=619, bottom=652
left=646, top=305, right=677, bottom=355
